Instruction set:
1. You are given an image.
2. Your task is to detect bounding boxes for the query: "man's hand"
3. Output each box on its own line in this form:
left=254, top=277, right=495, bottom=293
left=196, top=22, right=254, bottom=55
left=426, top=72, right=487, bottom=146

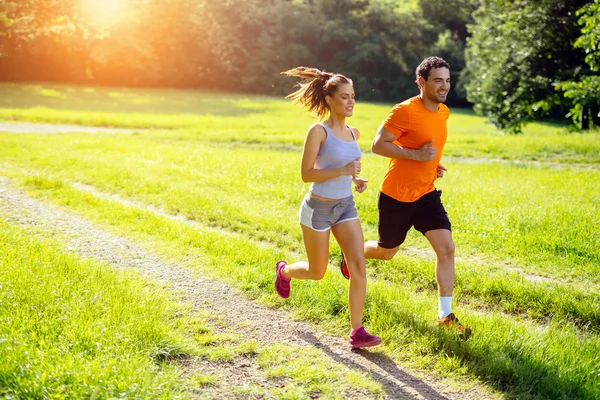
left=412, top=140, right=437, bottom=162
left=436, top=164, right=447, bottom=178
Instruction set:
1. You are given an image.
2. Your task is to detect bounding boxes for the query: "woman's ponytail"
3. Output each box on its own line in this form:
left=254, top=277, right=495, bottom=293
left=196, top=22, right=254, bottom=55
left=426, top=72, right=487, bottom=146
left=281, top=67, right=351, bottom=119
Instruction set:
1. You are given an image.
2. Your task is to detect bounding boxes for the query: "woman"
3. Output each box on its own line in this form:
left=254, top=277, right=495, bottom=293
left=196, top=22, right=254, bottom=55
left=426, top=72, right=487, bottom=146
left=274, top=67, right=381, bottom=349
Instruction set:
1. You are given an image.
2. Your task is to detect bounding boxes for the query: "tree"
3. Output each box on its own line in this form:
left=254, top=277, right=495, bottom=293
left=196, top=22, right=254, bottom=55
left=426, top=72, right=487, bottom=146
left=557, top=0, right=600, bottom=129
left=0, top=0, right=90, bottom=81
left=464, top=0, right=591, bottom=133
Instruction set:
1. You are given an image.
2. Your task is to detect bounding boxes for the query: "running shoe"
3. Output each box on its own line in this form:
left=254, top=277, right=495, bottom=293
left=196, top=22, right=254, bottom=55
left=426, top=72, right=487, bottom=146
left=339, top=252, right=350, bottom=280
left=349, top=326, right=382, bottom=349
left=436, top=313, right=472, bottom=338
left=274, top=260, right=290, bottom=298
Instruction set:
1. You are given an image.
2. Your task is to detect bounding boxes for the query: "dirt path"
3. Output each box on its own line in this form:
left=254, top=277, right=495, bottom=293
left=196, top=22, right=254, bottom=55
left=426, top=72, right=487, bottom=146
left=0, top=121, right=140, bottom=134
left=0, top=177, right=497, bottom=399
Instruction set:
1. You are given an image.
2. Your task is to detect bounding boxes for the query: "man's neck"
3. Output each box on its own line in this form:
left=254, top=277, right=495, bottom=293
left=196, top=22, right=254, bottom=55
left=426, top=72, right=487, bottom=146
left=419, top=94, right=440, bottom=112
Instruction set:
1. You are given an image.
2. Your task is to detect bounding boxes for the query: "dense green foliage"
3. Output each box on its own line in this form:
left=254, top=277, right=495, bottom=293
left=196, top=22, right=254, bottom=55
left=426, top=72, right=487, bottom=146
left=557, top=0, right=600, bottom=129
left=464, top=0, right=600, bottom=133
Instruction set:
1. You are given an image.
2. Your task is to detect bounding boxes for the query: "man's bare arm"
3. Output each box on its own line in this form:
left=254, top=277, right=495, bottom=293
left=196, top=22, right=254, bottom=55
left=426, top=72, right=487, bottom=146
left=371, top=126, right=436, bottom=161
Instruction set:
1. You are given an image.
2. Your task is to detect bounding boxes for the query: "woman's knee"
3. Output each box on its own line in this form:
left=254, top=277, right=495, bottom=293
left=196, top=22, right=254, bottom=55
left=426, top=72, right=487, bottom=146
left=348, top=263, right=367, bottom=281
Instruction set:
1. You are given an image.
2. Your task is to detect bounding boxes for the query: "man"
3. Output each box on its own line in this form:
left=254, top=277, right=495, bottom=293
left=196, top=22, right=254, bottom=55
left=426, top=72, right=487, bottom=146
left=340, top=56, right=471, bottom=337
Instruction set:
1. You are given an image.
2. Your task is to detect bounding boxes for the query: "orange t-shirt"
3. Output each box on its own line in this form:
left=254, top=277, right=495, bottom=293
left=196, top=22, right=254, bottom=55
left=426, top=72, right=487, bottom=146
left=380, top=95, right=449, bottom=203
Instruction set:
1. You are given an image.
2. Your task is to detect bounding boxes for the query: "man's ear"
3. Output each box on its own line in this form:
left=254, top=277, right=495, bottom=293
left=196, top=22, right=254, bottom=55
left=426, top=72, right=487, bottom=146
left=417, top=76, right=425, bottom=89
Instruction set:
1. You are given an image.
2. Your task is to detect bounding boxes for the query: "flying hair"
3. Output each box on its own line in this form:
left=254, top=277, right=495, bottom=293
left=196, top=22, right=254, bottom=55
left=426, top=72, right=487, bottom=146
left=281, top=67, right=352, bottom=119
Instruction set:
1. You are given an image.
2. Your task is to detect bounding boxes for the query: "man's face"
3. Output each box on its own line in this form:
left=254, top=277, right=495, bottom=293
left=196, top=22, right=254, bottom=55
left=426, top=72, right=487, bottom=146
left=419, top=67, right=451, bottom=104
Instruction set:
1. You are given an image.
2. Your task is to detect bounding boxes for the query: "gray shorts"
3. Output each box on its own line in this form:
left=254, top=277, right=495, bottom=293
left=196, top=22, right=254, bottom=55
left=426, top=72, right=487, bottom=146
left=299, top=193, right=359, bottom=232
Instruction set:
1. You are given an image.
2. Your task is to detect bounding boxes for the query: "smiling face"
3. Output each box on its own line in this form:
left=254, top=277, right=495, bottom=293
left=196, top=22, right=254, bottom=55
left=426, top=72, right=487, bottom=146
left=326, top=83, right=355, bottom=117
left=418, top=67, right=451, bottom=106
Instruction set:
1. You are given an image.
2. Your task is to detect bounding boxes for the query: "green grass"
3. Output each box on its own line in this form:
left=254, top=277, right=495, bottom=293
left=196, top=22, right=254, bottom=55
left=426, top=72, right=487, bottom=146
left=2, top=82, right=599, bottom=163
left=1, top=82, right=599, bottom=399
left=9, top=173, right=597, bottom=400
left=0, top=213, right=384, bottom=399
left=0, top=217, right=193, bottom=398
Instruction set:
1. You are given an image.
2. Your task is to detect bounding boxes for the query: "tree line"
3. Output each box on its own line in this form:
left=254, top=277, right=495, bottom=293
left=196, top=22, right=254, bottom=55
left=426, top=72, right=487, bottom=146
left=0, top=0, right=598, bottom=132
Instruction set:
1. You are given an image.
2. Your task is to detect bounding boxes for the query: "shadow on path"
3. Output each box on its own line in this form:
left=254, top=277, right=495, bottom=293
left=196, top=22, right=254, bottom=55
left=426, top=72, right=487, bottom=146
left=299, top=331, right=451, bottom=400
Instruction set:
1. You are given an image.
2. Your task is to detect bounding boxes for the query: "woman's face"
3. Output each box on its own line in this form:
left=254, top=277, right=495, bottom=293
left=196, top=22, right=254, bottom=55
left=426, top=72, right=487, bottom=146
left=327, top=83, right=355, bottom=117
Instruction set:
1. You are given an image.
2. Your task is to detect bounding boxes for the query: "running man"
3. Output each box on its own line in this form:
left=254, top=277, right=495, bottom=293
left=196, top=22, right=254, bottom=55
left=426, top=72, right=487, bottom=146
left=340, top=56, right=471, bottom=337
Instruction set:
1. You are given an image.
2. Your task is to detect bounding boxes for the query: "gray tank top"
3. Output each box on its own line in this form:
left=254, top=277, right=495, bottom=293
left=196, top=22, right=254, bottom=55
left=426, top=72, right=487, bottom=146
left=310, top=122, right=362, bottom=199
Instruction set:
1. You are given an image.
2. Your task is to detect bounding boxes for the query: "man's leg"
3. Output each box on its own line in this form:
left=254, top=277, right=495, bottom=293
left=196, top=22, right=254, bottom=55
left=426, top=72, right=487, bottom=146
left=424, top=228, right=455, bottom=299
left=426, top=228, right=470, bottom=336
left=364, top=241, right=399, bottom=260
left=364, top=192, right=409, bottom=261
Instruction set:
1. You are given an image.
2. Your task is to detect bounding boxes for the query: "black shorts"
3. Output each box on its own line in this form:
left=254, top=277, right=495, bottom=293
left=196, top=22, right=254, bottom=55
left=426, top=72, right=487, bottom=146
left=377, top=189, right=451, bottom=249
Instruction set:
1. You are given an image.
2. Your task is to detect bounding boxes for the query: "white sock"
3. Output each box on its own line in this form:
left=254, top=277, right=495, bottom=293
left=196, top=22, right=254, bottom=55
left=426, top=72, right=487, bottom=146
left=438, top=297, right=452, bottom=319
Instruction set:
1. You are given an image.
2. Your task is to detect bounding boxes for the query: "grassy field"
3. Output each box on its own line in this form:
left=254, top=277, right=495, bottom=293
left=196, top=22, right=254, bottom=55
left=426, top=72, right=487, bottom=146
left=0, top=82, right=599, bottom=399
left=0, top=208, right=383, bottom=398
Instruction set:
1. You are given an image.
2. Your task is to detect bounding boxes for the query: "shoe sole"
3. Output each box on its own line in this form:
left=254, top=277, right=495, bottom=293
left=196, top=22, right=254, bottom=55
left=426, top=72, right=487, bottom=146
left=339, top=255, right=350, bottom=280
left=350, top=338, right=382, bottom=349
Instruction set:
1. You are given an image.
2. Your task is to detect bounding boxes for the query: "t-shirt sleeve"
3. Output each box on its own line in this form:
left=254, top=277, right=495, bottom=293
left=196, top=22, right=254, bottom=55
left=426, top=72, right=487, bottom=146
left=382, top=104, right=410, bottom=139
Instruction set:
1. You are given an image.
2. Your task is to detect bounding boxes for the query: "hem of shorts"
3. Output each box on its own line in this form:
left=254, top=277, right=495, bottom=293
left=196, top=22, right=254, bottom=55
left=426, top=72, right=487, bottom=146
left=420, top=226, right=452, bottom=235
left=300, top=222, right=331, bottom=232
left=332, top=216, right=359, bottom=227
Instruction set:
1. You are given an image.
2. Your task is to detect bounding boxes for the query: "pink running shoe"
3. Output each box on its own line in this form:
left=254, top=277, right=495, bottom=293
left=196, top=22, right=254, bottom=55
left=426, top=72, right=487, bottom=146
left=349, top=326, right=382, bottom=349
left=274, top=260, right=290, bottom=298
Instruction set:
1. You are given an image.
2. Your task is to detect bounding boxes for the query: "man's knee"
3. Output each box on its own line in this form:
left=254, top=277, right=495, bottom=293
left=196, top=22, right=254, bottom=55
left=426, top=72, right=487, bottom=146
left=380, top=246, right=399, bottom=260
left=309, top=265, right=328, bottom=280
left=435, top=240, right=455, bottom=260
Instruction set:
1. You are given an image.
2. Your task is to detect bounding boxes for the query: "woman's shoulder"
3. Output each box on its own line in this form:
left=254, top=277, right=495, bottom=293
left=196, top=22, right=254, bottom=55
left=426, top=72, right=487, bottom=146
left=308, top=122, right=327, bottom=134
left=306, top=122, right=327, bottom=142
left=347, top=125, right=360, bottom=140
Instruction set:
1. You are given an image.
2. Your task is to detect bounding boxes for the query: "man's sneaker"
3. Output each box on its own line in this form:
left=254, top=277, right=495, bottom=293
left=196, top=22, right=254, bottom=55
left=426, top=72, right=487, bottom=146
left=436, top=313, right=472, bottom=338
left=339, top=252, right=350, bottom=280
left=274, top=260, right=290, bottom=298
left=349, top=326, right=382, bottom=349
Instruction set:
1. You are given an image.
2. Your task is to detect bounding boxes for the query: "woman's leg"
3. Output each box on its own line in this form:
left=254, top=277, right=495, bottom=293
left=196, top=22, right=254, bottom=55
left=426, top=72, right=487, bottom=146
left=332, top=219, right=366, bottom=329
left=283, top=225, right=330, bottom=281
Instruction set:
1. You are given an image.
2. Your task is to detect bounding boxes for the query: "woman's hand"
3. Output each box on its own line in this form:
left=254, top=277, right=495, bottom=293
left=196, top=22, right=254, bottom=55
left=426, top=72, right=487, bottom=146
left=343, top=157, right=361, bottom=178
left=353, top=177, right=368, bottom=193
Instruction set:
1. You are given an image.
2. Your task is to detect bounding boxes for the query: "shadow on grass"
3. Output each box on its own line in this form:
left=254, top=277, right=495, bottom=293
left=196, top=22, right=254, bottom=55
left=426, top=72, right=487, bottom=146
left=369, top=310, right=595, bottom=400
left=298, top=331, right=451, bottom=400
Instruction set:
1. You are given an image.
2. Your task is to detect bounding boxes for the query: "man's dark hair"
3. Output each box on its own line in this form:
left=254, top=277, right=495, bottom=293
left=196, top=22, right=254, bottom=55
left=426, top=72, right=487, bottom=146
left=415, top=56, right=450, bottom=81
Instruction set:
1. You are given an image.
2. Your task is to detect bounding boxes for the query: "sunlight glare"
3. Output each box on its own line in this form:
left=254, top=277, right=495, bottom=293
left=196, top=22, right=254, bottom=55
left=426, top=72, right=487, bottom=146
left=81, top=0, right=127, bottom=29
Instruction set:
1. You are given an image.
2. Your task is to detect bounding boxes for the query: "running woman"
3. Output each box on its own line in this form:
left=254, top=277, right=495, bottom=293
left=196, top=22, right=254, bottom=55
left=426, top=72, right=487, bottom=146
left=274, top=67, right=381, bottom=349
